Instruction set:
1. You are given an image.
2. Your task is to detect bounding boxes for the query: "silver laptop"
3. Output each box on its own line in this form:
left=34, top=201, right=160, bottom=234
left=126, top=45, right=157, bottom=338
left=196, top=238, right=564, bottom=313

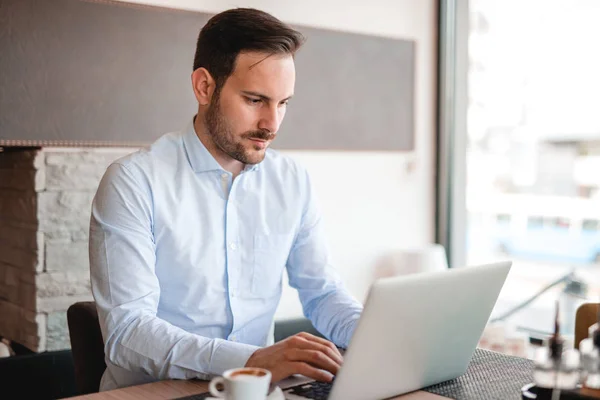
left=281, top=261, right=512, bottom=400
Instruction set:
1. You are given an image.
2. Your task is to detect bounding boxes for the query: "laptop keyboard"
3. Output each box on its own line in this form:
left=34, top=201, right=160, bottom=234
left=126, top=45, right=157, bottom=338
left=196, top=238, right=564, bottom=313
left=285, top=380, right=334, bottom=399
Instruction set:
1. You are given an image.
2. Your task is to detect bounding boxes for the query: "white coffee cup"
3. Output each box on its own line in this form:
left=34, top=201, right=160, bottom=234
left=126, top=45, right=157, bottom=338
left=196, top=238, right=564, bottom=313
left=209, top=367, right=271, bottom=400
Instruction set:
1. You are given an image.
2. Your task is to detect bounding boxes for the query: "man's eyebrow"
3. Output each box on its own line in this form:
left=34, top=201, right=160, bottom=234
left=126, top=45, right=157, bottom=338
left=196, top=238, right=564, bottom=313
left=241, top=90, right=294, bottom=102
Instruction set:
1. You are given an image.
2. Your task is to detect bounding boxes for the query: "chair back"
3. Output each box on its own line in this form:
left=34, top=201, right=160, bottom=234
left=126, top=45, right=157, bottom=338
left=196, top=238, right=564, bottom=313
left=67, top=301, right=106, bottom=394
left=274, top=318, right=324, bottom=343
left=575, top=302, right=600, bottom=349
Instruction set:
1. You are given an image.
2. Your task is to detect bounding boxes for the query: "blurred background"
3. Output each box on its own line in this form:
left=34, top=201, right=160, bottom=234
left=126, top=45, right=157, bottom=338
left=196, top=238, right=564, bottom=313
left=1, top=0, right=600, bottom=397
left=465, top=0, right=600, bottom=349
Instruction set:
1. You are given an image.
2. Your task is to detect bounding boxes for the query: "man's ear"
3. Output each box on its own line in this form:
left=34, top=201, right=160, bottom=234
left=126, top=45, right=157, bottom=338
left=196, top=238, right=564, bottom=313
left=191, top=68, right=216, bottom=106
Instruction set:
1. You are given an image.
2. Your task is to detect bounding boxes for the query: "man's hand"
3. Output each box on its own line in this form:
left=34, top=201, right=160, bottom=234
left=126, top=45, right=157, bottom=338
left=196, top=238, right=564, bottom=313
left=244, top=332, right=343, bottom=383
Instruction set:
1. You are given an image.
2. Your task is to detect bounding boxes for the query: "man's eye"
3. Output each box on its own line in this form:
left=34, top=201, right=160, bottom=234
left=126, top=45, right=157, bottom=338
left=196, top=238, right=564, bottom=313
left=247, top=98, right=261, bottom=104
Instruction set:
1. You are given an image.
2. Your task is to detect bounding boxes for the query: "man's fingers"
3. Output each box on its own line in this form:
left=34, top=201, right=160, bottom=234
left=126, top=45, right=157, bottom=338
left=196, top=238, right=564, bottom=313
left=285, top=348, right=341, bottom=376
left=297, top=332, right=342, bottom=355
left=289, top=336, right=343, bottom=366
left=270, top=360, right=333, bottom=383
left=290, top=361, right=334, bottom=382
left=295, top=332, right=344, bottom=362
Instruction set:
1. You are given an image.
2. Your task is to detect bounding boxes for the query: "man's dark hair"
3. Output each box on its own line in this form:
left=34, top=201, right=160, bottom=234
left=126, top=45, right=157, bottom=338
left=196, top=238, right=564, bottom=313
left=193, top=8, right=305, bottom=92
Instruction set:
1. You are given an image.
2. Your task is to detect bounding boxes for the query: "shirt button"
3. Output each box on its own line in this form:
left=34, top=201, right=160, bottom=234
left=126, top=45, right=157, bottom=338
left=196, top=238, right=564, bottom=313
left=231, top=336, right=237, bottom=342
left=221, top=173, right=228, bottom=179
left=229, top=242, right=237, bottom=250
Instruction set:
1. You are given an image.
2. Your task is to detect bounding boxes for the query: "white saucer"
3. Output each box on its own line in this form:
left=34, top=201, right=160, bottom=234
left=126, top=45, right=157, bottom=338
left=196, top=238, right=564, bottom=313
left=204, top=385, right=285, bottom=399
left=268, top=386, right=286, bottom=400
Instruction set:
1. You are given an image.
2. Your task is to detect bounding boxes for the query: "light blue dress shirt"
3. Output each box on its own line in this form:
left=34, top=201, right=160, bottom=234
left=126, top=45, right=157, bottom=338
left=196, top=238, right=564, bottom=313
left=89, top=119, right=363, bottom=391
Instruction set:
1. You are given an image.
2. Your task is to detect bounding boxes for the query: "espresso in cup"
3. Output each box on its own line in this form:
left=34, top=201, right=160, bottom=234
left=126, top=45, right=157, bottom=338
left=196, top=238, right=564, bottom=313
left=230, top=369, right=269, bottom=378
left=209, top=367, right=271, bottom=400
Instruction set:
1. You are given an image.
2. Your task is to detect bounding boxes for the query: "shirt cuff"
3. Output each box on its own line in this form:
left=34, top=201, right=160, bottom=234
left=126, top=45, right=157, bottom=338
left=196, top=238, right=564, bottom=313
left=340, top=315, right=361, bottom=348
left=209, top=339, right=261, bottom=376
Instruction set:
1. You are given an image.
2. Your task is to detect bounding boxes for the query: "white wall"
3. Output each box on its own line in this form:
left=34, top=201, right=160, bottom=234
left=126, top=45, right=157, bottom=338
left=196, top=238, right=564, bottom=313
left=115, top=0, right=438, bottom=318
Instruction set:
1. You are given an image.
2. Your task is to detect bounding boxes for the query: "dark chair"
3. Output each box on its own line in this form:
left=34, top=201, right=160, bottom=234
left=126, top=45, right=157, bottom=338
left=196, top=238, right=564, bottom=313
left=575, top=302, right=599, bottom=349
left=0, top=350, right=77, bottom=399
left=67, top=301, right=106, bottom=395
left=66, top=301, right=324, bottom=394
left=274, top=318, right=325, bottom=342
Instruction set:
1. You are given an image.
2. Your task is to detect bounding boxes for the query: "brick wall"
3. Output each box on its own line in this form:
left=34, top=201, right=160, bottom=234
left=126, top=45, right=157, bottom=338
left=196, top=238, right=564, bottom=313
left=0, top=147, right=134, bottom=351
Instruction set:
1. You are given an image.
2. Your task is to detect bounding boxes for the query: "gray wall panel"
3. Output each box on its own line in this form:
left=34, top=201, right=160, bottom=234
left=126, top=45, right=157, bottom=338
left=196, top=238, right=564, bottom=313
left=0, top=0, right=415, bottom=150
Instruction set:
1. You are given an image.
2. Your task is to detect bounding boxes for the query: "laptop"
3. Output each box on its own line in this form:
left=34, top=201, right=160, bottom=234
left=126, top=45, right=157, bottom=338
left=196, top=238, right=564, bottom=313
left=280, top=261, right=512, bottom=400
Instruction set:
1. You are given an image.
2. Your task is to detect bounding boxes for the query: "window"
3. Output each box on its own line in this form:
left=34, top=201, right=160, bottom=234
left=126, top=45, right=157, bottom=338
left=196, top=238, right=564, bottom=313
left=546, top=217, right=570, bottom=230
left=582, top=219, right=599, bottom=232
left=463, top=0, right=600, bottom=347
left=496, top=214, right=511, bottom=224
left=527, top=217, right=544, bottom=229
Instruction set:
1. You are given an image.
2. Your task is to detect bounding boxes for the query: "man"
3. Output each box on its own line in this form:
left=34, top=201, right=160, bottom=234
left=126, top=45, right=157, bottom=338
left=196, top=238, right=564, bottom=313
left=90, top=8, right=363, bottom=391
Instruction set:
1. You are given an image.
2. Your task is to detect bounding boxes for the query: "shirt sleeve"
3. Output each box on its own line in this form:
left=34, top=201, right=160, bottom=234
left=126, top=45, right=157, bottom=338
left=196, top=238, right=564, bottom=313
left=89, top=162, right=259, bottom=381
left=285, top=168, right=363, bottom=348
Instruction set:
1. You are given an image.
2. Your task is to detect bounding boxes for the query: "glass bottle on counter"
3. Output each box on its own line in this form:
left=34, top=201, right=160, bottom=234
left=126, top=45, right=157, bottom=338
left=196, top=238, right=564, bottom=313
left=580, top=323, right=600, bottom=390
left=533, top=303, right=580, bottom=391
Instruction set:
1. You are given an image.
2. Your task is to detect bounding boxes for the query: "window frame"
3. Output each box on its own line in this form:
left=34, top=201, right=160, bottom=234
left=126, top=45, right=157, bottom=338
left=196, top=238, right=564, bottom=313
left=436, top=0, right=469, bottom=268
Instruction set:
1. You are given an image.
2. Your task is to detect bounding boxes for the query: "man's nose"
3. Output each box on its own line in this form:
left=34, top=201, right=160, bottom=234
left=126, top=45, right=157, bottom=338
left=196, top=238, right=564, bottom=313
left=257, top=105, right=281, bottom=134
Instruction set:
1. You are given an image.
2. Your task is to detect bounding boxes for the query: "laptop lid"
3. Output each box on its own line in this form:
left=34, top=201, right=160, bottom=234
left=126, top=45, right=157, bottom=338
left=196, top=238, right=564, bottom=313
left=328, top=261, right=512, bottom=400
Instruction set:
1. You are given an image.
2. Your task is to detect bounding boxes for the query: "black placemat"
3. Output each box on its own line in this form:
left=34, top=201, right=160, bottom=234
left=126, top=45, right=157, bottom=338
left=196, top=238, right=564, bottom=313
left=423, top=348, right=534, bottom=400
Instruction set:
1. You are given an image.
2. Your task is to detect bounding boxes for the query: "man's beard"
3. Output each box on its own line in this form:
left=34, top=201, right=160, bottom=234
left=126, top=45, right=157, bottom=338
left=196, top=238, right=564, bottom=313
left=204, top=95, right=275, bottom=165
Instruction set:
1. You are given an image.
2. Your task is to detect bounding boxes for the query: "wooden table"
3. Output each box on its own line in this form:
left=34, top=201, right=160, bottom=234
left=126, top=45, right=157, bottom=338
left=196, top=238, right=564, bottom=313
left=65, top=379, right=450, bottom=400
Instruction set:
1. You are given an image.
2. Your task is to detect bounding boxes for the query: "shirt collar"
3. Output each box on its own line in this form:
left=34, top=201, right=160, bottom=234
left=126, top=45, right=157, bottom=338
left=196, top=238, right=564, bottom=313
left=182, top=118, right=262, bottom=174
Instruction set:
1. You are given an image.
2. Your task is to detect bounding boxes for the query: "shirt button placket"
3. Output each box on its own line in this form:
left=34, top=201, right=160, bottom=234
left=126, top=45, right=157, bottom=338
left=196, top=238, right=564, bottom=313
left=220, top=172, right=230, bottom=196
left=225, top=180, right=240, bottom=338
